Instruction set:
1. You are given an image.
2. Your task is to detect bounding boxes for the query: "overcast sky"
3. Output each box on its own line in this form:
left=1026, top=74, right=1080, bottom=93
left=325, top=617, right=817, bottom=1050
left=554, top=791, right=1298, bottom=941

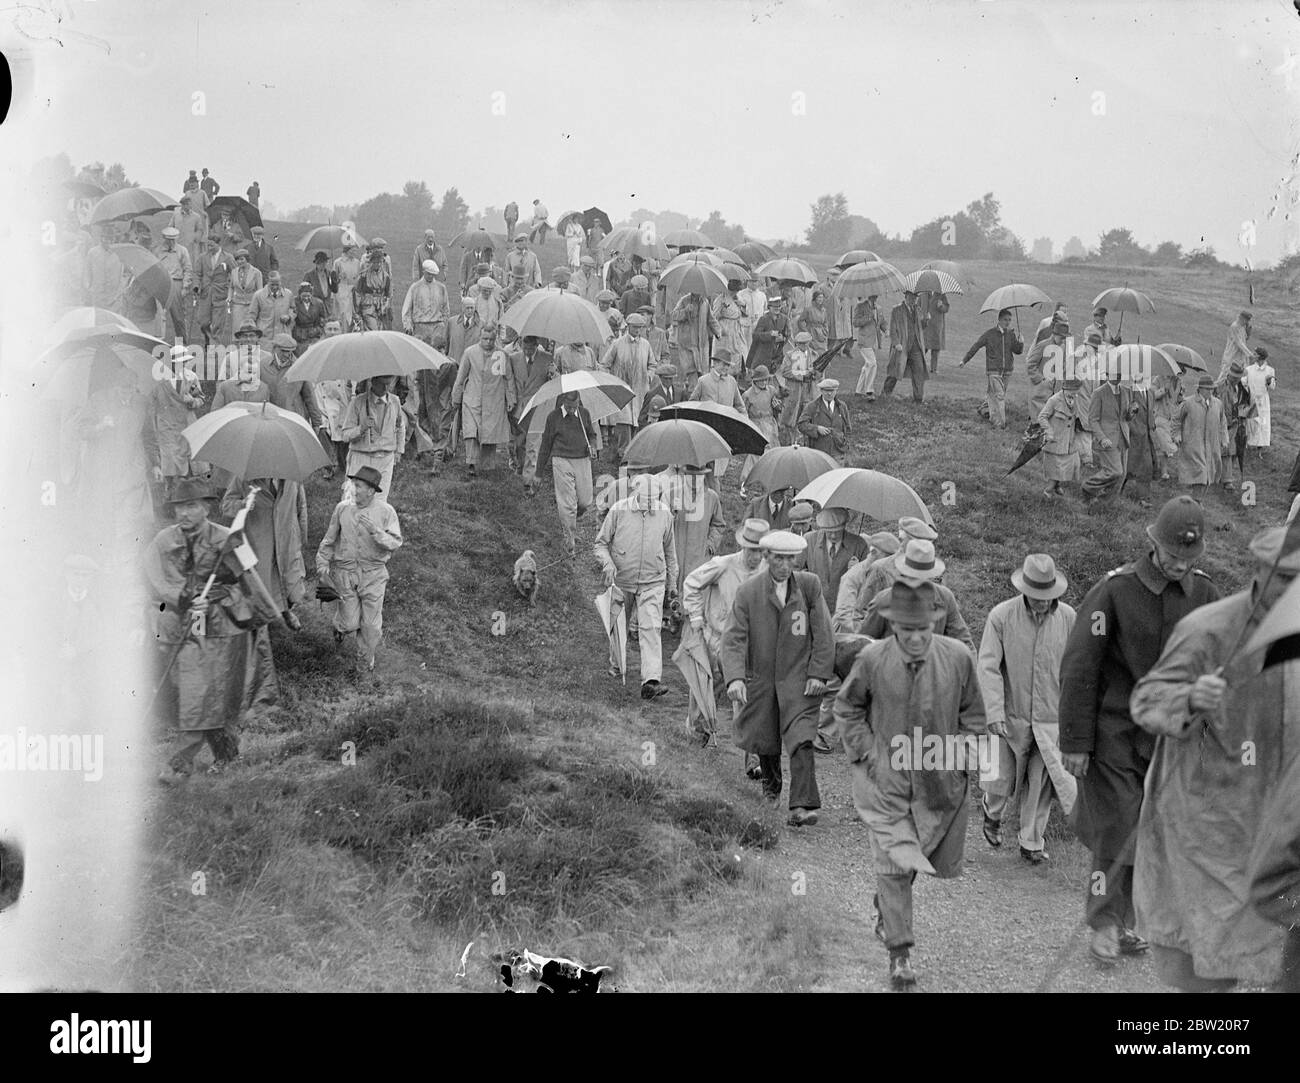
left=9, top=0, right=1300, bottom=261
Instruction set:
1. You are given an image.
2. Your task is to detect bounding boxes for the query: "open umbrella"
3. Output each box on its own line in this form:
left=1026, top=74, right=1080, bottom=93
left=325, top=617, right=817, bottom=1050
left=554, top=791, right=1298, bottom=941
left=835, top=250, right=883, bottom=268
left=665, top=249, right=723, bottom=269
left=658, top=401, right=769, bottom=456
left=519, top=370, right=634, bottom=430
left=1156, top=343, right=1207, bottom=372
left=41, top=320, right=169, bottom=364
left=1105, top=344, right=1179, bottom=383
left=40, top=342, right=158, bottom=404
left=980, top=283, right=1052, bottom=334
left=182, top=401, right=331, bottom=482
left=659, top=261, right=730, bottom=299
left=795, top=467, right=933, bottom=523
left=207, top=195, right=262, bottom=233
left=745, top=445, right=838, bottom=493
left=602, top=226, right=670, bottom=261
left=45, top=306, right=138, bottom=344
left=502, top=289, right=612, bottom=347
left=921, top=259, right=962, bottom=278
left=1093, top=286, right=1155, bottom=338
left=624, top=419, right=730, bottom=468
left=755, top=257, right=818, bottom=285
left=89, top=187, right=177, bottom=225
left=287, top=329, right=452, bottom=382
left=295, top=224, right=366, bottom=253
left=672, top=624, right=717, bottom=736
left=108, top=243, right=173, bottom=309
left=736, top=241, right=777, bottom=266
left=663, top=228, right=713, bottom=250
left=720, top=262, right=751, bottom=284
left=706, top=247, right=744, bottom=267
left=1006, top=422, right=1047, bottom=476
left=556, top=210, right=585, bottom=236
left=595, top=585, right=628, bottom=685
left=583, top=207, right=614, bottom=234
left=905, top=269, right=962, bottom=295
left=829, top=259, right=908, bottom=304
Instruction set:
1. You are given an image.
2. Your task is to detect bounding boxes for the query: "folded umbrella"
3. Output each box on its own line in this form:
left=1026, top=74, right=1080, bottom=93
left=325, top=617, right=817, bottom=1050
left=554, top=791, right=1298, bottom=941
left=745, top=445, right=839, bottom=493
left=182, top=401, right=332, bottom=482
left=89, top=187, right=177, bottom=225
left=623, top=418, right=730, bottom=468
left=828, top=259, right=908, bottom=304
left=287, top=330, right=452, bottom=382
left=905, top=269, right=962, bottom=295
left=595, top=585, right=628, bottom=685
left=295, top=223, right=365, bottom=253
left=658, top=401, right=769, bottom=456
left=1006, top=422, right=1048, bottom=476
left=754, top=257, right=818, bottom=285
left=502, top=289, right=612, bottom=347
left=672, top=624, right=717, bottom=736
left=795, top=467, right=933, bottom=523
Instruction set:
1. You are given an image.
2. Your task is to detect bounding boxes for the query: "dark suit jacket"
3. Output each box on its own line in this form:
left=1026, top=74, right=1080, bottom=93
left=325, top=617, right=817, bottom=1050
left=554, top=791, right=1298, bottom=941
left=803, top=529, right=870, bottom=605
left=248, top=239, right=278, bottom=279
left=744, top=491, right=792, bottom=532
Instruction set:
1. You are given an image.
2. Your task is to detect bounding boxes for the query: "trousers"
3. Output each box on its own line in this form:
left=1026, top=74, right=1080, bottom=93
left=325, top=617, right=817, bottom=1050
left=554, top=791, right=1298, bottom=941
left=331, top=561, right=389, bottom=666
left=551, top=456, right=593, bottom=554
left=883, top=346, right=926, bottom=401
left=615, top=584, right=665, bottom=683
left=853, top=346, right=878, bottom=396
left=982, top=740, right=1054, bottom=852
left=758, top=742, right=820, bottom=810
left=1086, top=855, right=1135, bottom=931
left=985, top=371, right=1009, bottom=427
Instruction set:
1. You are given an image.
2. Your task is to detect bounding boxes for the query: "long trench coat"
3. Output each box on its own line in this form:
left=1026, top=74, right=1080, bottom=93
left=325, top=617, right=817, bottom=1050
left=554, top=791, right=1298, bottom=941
left=221, top=477, right=308, bottom=611
left=143, top=520, right=280, bottom=732
left=1126, top=385, right=1158, bottom=481
left=922, top=292, right=949, bottom=351
left=453, top=344, right=515, bottom=444
left=720, top=570, right=835, bottom=756
left=1175, top=394, right=1228, bottom=486
left=602, top=336, right=653, bottom=426
left=663, top=475, right=726, bottom=595
left=834, top=635, right=987, bottom=875
left=1037, top=390, right=1085, bottom=482
left=1131, top=592, right=1300, bottom=984
left=1058, top=555, right=1221, bottom=861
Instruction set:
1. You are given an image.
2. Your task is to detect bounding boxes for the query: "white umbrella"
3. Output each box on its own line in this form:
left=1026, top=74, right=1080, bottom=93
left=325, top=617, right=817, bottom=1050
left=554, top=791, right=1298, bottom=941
left=795, top=467, right=932, bottom=524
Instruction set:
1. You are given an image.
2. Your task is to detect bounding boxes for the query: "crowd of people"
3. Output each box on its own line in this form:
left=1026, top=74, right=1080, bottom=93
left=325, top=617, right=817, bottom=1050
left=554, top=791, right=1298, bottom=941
left=44, top=182, right=1300, bottom=994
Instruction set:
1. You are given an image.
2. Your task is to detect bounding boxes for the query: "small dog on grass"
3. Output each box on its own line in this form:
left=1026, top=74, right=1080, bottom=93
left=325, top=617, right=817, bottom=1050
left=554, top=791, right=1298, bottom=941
left=512, top=550, right=539, bottom=606
left=493, top=949, right=615, bottom=993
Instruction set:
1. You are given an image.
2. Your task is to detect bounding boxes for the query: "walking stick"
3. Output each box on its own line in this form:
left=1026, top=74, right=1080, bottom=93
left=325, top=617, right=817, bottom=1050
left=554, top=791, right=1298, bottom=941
left=143, top=486, right=261, bottom=720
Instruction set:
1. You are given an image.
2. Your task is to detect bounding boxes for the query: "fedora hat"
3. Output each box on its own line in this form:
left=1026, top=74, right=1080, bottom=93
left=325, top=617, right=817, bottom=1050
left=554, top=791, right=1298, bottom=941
left=167, top=477, right=211, bottom=505
left=1011, top=553, right=1068, bottom=600
left=1196, top=373, right=1216, bottom=391
left=735, top=517, right=770, bottom=548
left=877, top=581, right=936, bottom=624
left=234, top=322, right=262, bottom=339
left=894, top=539, right=945, bottom=582
left=1146, top=495, right=1205, bottom=558
left=751, top=365, right=772, bottom=382
left=349, top=465, right=384, bottom=493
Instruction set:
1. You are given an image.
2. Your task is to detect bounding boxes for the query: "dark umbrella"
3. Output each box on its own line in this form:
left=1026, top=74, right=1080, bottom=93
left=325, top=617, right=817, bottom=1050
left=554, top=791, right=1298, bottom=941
left=1006, top=422, right=1047, bottom=476
left=451, top=228, right=499, bottom=251
left=583, top=207, right=614, bottom=234
left=110, top=243, right=173, bottom=309
left=812, top=343, right=852, bottom=374
left=206, top=195, right=262, bottom=232
left=736, top=240, right=777, bottom=266
left=658, top=401, right=769, bottom=456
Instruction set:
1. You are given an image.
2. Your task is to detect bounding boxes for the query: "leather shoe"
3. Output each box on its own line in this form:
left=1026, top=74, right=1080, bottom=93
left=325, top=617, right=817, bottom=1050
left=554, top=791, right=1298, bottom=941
left=873, top=897, right=886, bottom=944
left=812, top=735, right=835, bottom=754
left=786, top=808, right=818, bottom=827
left=982, top=813, right=1002, bottom=848
left=1090, top=924, right=1120, bottom=966
left=889, top=953, right=917, bottom=989
left=640, top=680, right=668, bottom=700
left=1118, top=929, right=1149, bottom=956
left=1020, top=846, right=1048, bottom=865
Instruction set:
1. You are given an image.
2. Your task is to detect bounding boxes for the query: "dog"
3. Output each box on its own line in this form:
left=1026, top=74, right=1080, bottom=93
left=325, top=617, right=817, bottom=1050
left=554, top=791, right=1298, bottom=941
left=493, top=949, right=615, bottom=993
left=512, top=550, right=539, bottom=606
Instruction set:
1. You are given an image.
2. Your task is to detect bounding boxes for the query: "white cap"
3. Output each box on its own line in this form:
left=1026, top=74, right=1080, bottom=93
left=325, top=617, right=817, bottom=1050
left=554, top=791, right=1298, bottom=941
left=422, top=259, right=439, bottom=275
left=759, top=530, right=808, bottom=556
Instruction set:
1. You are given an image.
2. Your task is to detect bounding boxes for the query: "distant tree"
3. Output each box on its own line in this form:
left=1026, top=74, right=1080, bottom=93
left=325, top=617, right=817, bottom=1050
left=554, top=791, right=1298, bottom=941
left=1096, top=227, right=1148, bottom=265
left=1061, top=235, right=1087, bottom=261
left=434, top=186, right=471, bottom=240
left=354, top=191, right=403, bottom=238
left=1152, top=240, right=1184, bottom=265
left=987, top=227, right=1027, bottom=261
left=1030, top=237, right=1054, bottom=263
left=910, top=210, right=983, bottom=259
left=965, top=192, right=1002, bottom=236
left=806, top=192, right=852, bottom=253
left=477, top=205, right=503, bottom=230
left=1185, top=245, right=1221, bottom=269
left=845, top=214, right=885, bottom=252
left=700, top=210, right=746, bottom=249
left=286, top=204, right=333, bottom=223
left=78, top=161, right=135, bottom=192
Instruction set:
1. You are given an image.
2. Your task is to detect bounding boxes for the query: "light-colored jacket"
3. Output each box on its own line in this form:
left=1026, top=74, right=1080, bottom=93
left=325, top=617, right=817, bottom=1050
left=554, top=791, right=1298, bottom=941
left=592, top=489, right=679, bottom=592
left=682, top=549, right=763, bottom=654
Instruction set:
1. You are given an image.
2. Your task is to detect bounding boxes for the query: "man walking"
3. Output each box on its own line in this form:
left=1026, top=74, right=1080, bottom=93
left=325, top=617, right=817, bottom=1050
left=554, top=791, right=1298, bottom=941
left=508, top=335, right=555, bottom=492
left=528, top=198, right=550, bottom=245
left=248, top=271, right=292, bottom=339
left=851, top=293, right=884, bottom=401
left=452, top=323, right=515, bottom=475
left=195, top=236, right=236, bottom=348
left=1131, top=524, right=1300, bottom=991
left=722, top=529, right=834, bottom=827
left=593, top=475, right=679, bottom=699
left=1059, top=496, right=1221, bottom=966
left=977, top=554, right=1078, bottom=864
left=834, top=580, right=987, bottom=988
left=316, top=466, right=403, bottom=674
left=601, top=314, right=654, bottom=460
left=229, top=249, right=263, bottom=335
left=1176, top=373, right=1228, bottom=499
left=536, top=391, right=598, bottom=555
left=922, top=290, right=949, bottom=374
left=506, top=233, right=542, bottom=289
left=169, top=193, right=209, bottom=266
left=1082, top=365, right=1130, bottom=504
left=672, top=290, right=720, bottom=396
left=885, top=289, right=928, bottom=401
left=340, top=375, right=406, bottom=498
left=959, top=308, right=1023, bottom=429
left=247, top=225, right=278, bottom=280
left=412, top=230, right=447, bottom=282
left=156, top=226, right=194, bottom=342
left=798, top=378, right=851, bottom=461
left=1026, top=315, right=1069, bottom=418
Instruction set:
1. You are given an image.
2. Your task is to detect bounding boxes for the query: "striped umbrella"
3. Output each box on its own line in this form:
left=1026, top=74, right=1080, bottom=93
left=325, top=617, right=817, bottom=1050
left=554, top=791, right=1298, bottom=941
left=182, top=401, right=331, bottom=482
left=658, top=401, right=770, bottom=455
left=755, top=257, right=818, bottom=285
left=40, top=342, right=158, bottom=404
left=829, top=260, right=908, bottom=304
left=659, top=261, right=729, bottom=298
left=905, top=269, right=962, bottom=295
left=502, top=289, right=611, bottom=347
left=519, top=369, right=634, bottom=431
left=46, top=307, right=139, bottom=343
left=88, top=187, right=178, bottom=225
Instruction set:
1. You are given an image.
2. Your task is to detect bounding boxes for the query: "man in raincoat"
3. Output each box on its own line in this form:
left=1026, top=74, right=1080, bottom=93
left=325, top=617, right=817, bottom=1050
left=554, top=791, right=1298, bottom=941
left=508, top=335, right=555, bottom=492
left=834, top=580, right=987, bottom=988
left=691, top=350, right=746, bottom=483
left=195, top=236, right=236, bottom=348
left=855, top=541, right=973, bottom=650
left=854, top=517, right=939, bottom=601
left=663, top=465, right=727, bottom=598
left=1059, top=496, right=1221, bottom=966
left=711, top=282, right=748, bottom=364
left=977, top=554, right=1077, bottom=863
left=1131, top=525, right=1300, bottom=990
left=248, top=271, right=292, bottom=339
left=921, top=289, right=948, bottom=374
left=600, top=313, right=654, bottom=460
left=146, top=478, right=281, bottom=781
left=671, top=290, right=719, bottom=395
left=1025, top=316, right=1069, bottom=418
left=340, top=375, right=406, bottom=499
left=453, top=323, right=515, bottom=475
left=229, top=250, right=263, bottom=336
left=156, top=226, right=194, bottom=342
left=316, top=465, right=403, bottom=674
left=145, top=349, right=207, bottom=502
left=746, top=295, right=789, bottom=381
left=1175, top=373, right=1228, bottom=498
left=680, top=517, right=769, bottom=749
left=722, top=529, right=834, bottom=827
left=831, top=532, right=900, bottom=634
left=1082, top=367, right=1130, bottom=504
left=885, top=290, right=929, bottom=402
left=221, top=475, right=308, bottom=630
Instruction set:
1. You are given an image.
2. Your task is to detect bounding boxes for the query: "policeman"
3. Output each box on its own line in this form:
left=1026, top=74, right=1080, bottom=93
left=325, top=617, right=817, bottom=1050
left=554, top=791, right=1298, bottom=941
left=1058, top=495, right=1221, bottom=966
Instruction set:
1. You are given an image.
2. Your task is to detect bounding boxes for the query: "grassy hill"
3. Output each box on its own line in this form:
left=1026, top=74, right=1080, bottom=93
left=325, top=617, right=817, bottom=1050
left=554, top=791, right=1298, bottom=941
left=129, top=245, right=1297, bottom=991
